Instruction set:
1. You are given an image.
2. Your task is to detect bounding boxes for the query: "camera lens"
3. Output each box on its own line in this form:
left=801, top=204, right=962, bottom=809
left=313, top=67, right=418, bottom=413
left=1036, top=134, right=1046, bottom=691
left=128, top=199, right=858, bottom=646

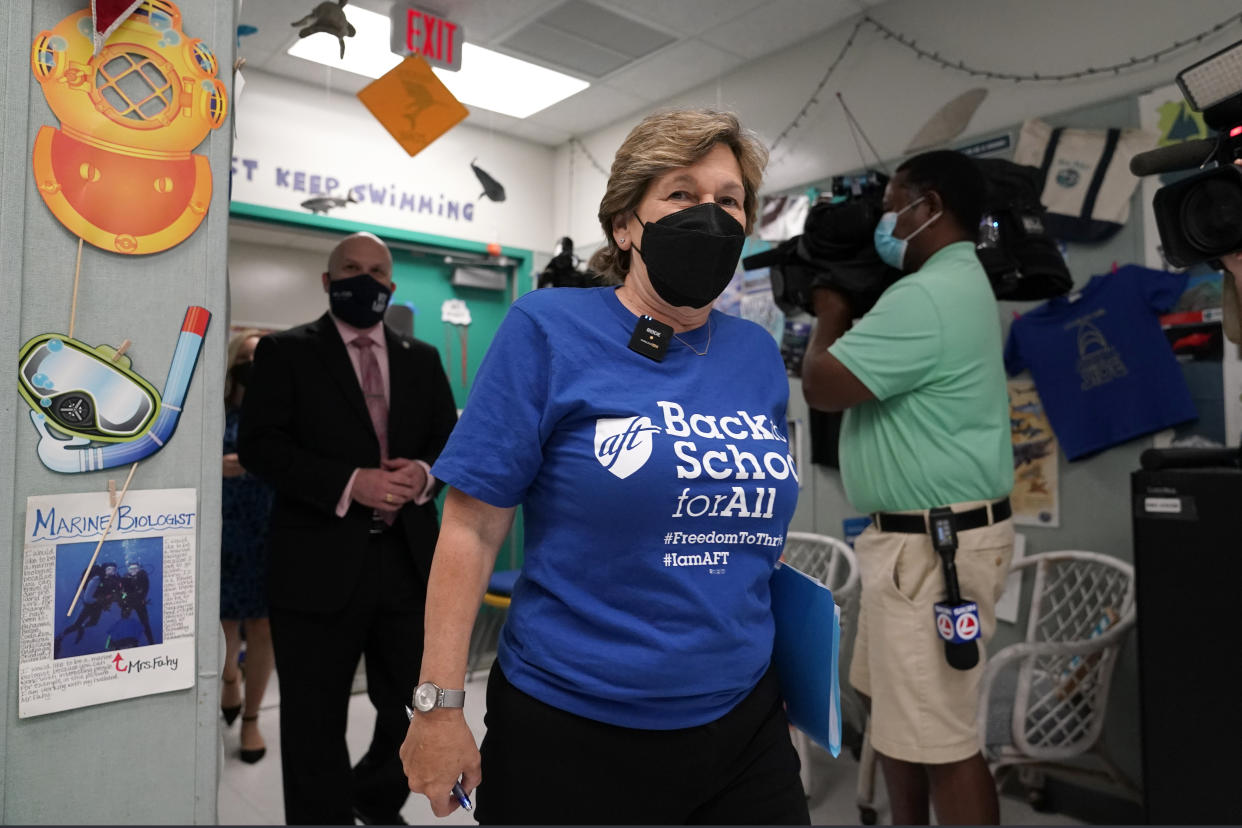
left=1181, top=176, right=1242, bottom=253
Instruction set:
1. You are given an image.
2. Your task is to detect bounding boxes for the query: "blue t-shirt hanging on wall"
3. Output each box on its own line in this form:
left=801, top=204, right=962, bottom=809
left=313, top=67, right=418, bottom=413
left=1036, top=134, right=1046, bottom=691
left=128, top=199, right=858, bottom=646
left=432, top=286, right=799, bottom=730
left=1004, top=265, right=1197, bottom=460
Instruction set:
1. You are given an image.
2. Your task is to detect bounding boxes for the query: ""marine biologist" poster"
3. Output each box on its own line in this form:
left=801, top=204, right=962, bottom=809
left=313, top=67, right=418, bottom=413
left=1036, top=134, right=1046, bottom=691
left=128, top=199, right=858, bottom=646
left=18, top=488, right=196, bottom=718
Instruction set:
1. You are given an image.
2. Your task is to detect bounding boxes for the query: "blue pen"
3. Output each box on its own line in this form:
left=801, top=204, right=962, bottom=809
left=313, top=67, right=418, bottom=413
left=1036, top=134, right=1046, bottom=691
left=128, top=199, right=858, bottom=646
left=405, top=705, right=473, bottom=811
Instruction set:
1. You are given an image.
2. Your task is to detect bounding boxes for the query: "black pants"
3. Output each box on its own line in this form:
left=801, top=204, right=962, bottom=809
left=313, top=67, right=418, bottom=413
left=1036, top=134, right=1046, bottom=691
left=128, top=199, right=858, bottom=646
left=269, top=530, right=425, bottom=825
left=63, top=601, right=106, bottom=640
left=122, top=601, right=156, bottom=645
left=476, top=662, right=809, bottom=825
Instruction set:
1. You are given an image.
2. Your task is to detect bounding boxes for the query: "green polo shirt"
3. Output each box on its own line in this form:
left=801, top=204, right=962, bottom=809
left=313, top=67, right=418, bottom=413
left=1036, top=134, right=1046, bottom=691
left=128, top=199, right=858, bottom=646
left=828, top=241, right=1014, bottom=514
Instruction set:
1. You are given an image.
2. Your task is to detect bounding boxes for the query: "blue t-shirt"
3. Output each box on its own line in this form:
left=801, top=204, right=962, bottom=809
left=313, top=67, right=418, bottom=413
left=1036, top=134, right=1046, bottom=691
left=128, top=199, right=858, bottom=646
left=432, top=287, right=798, bottom=729
left=1004, top=265, right=1197, bottom=460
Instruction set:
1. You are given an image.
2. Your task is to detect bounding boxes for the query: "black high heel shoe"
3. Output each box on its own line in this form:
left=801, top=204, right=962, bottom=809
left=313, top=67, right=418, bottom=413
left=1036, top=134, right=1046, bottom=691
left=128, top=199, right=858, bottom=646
left=221, top=675, right=241, bottom=725
left=239, top=714, right=266, bottom=764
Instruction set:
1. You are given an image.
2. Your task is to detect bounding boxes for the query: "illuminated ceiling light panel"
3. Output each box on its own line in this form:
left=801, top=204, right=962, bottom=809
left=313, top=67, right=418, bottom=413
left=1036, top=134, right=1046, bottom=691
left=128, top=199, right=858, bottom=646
left=287, top=6, right=589, bottom=119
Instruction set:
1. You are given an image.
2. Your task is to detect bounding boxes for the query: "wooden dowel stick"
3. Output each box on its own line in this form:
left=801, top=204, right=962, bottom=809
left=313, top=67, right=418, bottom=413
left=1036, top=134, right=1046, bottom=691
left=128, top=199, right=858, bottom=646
left=66, top=462, right=139, bottom=617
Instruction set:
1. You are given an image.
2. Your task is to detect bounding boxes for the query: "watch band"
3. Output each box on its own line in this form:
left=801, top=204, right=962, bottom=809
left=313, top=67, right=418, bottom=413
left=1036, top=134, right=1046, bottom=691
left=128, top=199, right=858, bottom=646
left=438, top=688, right=466, bottom=708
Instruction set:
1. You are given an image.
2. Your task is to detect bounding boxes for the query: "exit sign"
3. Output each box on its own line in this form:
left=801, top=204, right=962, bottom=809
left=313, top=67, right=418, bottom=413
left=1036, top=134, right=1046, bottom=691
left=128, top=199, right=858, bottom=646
left=389, top=4, right=464, bottom=71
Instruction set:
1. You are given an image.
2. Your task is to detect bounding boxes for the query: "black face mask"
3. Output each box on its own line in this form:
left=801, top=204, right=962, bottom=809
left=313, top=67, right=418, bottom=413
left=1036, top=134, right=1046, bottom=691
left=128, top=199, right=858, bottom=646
left=632, top=202, right=746, bottom=308
left=230, top=361, right=252, bottom=389
left=328, top=274, right=392, bottom=328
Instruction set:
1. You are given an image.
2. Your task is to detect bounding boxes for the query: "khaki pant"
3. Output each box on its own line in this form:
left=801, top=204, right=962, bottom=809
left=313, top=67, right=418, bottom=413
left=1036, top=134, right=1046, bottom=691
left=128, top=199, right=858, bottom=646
left=850, top=503, right=1014, bottom=764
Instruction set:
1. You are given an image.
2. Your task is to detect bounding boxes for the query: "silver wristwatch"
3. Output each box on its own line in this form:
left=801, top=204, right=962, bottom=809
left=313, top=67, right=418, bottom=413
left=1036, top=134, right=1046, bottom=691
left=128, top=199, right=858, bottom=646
left=411, top=681, right=465, bottom=713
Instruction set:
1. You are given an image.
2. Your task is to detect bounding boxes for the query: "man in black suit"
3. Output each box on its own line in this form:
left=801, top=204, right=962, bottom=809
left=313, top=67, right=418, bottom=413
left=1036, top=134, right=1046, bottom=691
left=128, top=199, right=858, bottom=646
left=239, top=232, right=457, bottom=825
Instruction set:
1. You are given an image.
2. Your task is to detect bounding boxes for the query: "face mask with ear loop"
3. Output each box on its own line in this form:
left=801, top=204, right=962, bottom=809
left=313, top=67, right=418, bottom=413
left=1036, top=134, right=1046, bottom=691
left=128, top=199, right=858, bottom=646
left=631, top=202, right=747, bottom=308
left=873, top=195, right=942, bottom=271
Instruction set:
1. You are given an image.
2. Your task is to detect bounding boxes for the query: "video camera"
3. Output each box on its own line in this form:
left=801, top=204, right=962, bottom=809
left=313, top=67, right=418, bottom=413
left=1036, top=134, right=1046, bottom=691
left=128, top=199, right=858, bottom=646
left=1130, top=39, right=1242, bottom=267
left=744, top=172, right=901, bottom=316
left=537, top=237, right=600, bottom=289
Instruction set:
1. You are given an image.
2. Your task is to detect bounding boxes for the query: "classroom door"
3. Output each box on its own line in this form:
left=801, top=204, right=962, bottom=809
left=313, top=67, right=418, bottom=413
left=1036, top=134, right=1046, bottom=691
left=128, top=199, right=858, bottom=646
left=388, top=248, right=513, bottom=409
left=388, top=248, right=523, bottom=569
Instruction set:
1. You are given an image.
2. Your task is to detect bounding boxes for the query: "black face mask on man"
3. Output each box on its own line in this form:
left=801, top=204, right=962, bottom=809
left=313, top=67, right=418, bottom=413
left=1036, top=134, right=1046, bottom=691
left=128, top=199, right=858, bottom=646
left=632, top=202, right=746, bottom=308
left=328, top=274, right=391, bottom=328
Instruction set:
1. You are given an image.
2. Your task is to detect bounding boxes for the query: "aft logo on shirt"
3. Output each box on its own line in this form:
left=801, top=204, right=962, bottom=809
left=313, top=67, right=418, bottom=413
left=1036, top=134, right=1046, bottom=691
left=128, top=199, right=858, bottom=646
left=594, top=416, right=662, bottom=479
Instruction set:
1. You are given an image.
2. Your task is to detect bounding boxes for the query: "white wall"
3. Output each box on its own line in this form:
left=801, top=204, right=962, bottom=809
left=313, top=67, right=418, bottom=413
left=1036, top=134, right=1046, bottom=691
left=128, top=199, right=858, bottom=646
left=555, top=0, right=1242, bottom=248
left=228, top=238, right=334, bottom=329
left=231, top=70, right=558, bottom=251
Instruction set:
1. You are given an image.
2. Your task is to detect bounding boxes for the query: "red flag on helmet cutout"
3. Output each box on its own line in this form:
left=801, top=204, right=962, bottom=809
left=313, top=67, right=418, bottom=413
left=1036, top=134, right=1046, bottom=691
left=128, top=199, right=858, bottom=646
left=91, top=0, right=143, bottom=55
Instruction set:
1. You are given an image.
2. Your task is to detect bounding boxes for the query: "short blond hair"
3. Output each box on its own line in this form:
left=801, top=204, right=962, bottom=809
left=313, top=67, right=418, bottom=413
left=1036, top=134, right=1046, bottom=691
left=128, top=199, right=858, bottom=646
left=595, top=109, right=768, bottom=282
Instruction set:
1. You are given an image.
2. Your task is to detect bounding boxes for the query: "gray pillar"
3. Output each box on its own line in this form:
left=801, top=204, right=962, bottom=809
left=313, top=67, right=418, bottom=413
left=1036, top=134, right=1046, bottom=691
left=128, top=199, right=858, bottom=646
left=1, top=1, right=232, bottom=822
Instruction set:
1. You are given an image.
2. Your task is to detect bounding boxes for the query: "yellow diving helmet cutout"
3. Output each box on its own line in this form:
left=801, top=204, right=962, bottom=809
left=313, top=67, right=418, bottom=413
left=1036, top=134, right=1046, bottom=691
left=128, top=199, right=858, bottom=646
left=31, top=1, right=226, bottom=255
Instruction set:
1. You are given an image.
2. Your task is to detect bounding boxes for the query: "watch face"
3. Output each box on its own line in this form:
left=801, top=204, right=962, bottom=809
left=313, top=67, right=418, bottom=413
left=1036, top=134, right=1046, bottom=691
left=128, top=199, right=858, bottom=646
left=413, top=683, right=439, bottom=712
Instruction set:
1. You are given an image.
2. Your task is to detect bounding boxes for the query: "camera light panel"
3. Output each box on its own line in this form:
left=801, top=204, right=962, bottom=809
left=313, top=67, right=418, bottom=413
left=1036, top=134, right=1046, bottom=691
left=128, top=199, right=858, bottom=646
left=1178, top=39, right=1242, bottom=111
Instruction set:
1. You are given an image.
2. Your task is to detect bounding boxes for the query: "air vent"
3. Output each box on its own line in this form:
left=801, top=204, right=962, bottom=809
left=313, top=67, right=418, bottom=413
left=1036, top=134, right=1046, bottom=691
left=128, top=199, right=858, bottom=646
left=499, top=0, right=675, bottom=80
left=451, top=266, right=507, bottom=291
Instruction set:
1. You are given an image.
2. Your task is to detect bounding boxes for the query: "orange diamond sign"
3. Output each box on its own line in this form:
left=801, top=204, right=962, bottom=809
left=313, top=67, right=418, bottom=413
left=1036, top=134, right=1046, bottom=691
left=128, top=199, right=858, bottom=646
left=356, top=55, right=469, bottom=158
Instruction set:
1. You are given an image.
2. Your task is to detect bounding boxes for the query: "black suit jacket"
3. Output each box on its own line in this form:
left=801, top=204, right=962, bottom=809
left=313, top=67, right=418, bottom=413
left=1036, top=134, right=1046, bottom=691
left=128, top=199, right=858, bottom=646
left=238, top=313, right=458, bottom=612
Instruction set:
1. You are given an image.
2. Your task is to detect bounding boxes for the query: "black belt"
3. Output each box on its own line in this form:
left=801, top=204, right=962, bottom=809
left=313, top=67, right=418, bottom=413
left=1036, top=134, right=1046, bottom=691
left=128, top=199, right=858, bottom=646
left=871, top=497, right=1011, bottom=534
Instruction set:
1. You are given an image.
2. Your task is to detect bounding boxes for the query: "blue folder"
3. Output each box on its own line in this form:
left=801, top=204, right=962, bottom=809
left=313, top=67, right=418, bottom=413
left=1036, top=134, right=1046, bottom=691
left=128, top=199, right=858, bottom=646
left=770, top=560, right=842, bottom=757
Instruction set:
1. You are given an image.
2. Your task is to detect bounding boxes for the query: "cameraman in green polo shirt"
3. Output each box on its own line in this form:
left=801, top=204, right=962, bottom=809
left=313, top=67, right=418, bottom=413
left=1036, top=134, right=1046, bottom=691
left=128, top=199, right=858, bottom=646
left=801, top=150, right=1014, bottom=826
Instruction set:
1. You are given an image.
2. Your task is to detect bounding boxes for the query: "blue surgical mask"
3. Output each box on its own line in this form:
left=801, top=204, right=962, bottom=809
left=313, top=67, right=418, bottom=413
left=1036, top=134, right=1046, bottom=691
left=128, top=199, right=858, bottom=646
left=874, top=196, right=941, bottom=271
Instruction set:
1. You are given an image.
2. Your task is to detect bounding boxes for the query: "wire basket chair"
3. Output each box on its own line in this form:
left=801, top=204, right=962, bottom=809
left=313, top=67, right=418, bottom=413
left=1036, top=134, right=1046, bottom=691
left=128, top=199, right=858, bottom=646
left=853, top=548, right=1138, bottom=823
left=977, top=549, right=1139, bottom=806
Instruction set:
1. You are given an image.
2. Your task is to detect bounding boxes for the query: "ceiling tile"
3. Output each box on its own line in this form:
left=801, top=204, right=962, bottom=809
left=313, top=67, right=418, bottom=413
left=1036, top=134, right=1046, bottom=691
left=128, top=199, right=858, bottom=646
left=607, top=0, right=769, bottom=38
left=501, top=22, right=633, bottom=78
left=603, top=39, right=744, bottom=102
left=416, top=0, right=566, bottom=45
left=538, top=0, right=676, bottom=58
left=699, top=0, right=858, bottom=60
left=528, top=82, right=654, bottom=134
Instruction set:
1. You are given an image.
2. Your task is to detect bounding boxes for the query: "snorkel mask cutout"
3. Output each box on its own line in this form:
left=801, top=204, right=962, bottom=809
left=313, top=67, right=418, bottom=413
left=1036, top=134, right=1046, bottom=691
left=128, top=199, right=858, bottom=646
left=18, top=306, right=211, bottom=473
left=19, top=335, right=161, bottom=442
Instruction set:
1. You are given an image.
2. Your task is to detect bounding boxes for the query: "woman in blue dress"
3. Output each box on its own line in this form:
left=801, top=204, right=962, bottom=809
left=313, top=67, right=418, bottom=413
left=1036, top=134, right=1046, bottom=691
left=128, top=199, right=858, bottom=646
left=220, top=329, right=275, bottom=763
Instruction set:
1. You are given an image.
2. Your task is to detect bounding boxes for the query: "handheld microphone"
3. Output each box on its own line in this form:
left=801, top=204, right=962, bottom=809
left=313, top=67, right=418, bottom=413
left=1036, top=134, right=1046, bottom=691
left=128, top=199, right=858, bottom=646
left=929, top=508, right=980, bottom=671
left=1128, top=138, right=1217, bottom=176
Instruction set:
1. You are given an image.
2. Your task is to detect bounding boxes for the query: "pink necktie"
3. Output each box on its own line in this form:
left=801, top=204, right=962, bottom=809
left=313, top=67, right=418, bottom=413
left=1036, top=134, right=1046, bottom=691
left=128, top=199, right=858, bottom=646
left=352, top=337, right=395, bottom=525
left=351, top=337, right=389, bottom=461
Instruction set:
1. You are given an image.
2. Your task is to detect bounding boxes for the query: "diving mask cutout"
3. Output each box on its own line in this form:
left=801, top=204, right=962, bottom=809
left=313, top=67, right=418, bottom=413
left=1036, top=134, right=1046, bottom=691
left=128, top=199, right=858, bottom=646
left=18, top=306, right=211, bottom=474
left=19, top=336, right=161, bottom=442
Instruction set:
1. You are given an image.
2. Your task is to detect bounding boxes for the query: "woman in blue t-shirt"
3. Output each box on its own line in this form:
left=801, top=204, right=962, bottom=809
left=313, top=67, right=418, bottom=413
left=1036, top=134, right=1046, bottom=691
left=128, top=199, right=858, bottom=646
left=400, top=109, right=809, bottom=825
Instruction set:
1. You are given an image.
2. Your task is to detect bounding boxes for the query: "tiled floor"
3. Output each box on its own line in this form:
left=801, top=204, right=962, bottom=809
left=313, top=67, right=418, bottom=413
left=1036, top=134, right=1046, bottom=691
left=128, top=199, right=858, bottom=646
left=218, top=669, right=1085, bottom=826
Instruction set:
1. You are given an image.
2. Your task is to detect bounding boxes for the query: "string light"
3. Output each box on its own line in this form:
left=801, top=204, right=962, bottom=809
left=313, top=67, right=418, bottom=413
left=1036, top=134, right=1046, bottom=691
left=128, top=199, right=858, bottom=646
left=770, top=19, right=865, bottom=154
left=770, top=12, right=1242, bottom=154
left=569, top=137, right=610, bottom=177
